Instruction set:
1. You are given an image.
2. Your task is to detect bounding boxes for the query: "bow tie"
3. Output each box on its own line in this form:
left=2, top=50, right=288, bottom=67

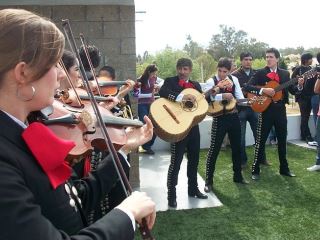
left=267, top=72, right=280, bottom=82
left=22, top=122, right=75, bottom=189
left=178, top=79, right=195, bottom=89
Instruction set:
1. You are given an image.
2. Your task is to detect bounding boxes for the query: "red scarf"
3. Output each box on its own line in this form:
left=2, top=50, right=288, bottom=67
left=178, top=79, right=195, bottom=89
left=22, top=122, right=75, bottom=189
left=266, top=72, right=280, bottom=82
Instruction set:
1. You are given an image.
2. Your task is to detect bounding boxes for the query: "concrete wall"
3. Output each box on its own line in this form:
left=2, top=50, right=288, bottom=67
left=152, top=114, right=316, bottom=151
left=0, top=5, right=136, bottom=81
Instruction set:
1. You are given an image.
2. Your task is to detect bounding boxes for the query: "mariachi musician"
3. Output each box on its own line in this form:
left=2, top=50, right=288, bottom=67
left=203, top=58, right=248, bottom=194
left=244, top=48, right=303, bottom=180
left=159, top=58, right=208, bottom=208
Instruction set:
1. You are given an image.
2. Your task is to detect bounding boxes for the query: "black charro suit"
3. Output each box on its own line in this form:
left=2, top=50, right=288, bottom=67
left=159, top=76, right=203, bottom=201
left=0, top=110, right=134, bottom=240
left=244, top=67, right=300, bottom=175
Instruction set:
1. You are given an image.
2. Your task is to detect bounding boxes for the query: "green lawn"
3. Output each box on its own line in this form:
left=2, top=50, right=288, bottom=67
left=139, top=144, right=320, bottom=240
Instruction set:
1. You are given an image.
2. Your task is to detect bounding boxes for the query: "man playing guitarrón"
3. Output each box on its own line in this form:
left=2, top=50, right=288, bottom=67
left=159, top=58, right=208, bottom=208
left=244, top=48, right=303, bottom=180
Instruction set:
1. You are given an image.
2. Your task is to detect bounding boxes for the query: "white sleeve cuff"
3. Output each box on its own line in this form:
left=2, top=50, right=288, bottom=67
left=297, top=85, right=303, bottom=91
left=213, top=94, right=223, bottom=101
left=115, top=207, right=136, bottom=231
left=138, top=93, right=153, bottom=99
left=259, top=88, right=264, bottom=95
left=176, top=93, right=184, bottom=102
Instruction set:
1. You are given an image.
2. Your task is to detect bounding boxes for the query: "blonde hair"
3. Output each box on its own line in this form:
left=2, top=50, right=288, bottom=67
left=0, top=8, right=65, bottom=82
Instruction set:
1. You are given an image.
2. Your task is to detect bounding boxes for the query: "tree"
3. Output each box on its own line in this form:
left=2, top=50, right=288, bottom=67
left=183, top=35, right=204, bottom=59
left=208, top=25, right=248, bottom=60
left=195, top=53, right=217, bottom=81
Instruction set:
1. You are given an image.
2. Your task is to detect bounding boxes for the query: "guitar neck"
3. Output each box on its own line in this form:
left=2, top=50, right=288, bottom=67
left=103, top=115, right=143, bottom=127
left=274, top=78, right=297, bottom=92
left=273, top=68, right=316, bottom=93
left=236, top=98, right=249, bottom=103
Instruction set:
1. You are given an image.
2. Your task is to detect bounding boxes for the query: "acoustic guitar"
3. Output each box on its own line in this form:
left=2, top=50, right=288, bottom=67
left=207, top=98, right=249, bottom=117
left=149, top=88, right=208, bottom=143
left=247, top=68, right=317, bottom=112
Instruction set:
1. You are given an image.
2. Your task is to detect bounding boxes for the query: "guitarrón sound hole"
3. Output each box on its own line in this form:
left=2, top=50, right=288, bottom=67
left=184, top=100, right=194, bottom=109
left=221, top=99, right=229, bottom=105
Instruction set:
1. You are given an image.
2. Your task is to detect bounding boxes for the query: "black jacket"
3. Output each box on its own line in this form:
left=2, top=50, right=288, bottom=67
left=244, top=66, right=299, bottom=105
left=291, top=65, right=317, bottom=100
left=0, top=110, right=134, bottom=240
left=232, top=67, right=257, bottom=88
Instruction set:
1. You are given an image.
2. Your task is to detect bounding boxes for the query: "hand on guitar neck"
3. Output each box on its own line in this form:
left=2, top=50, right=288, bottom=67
left=262, top=88, right=275, bottom=97
left=222, top=93, right=234, bottom=100
left=216, top=79, right=233, bottom=90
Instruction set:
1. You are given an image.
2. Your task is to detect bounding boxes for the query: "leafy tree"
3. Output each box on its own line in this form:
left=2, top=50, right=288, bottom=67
left=252, top=58, right=266, bottom=69
left=184, top=34, right=204, bottom=59
left=136, top=47, right=201, bottom=80
left=208, top=25, right=248, bottom=60
left=195, top=53, right=217, bottom=81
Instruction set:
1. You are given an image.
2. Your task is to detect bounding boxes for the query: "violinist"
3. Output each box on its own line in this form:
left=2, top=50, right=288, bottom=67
left=0, top=8, right=156, bottom=240
left=79, top=44, right=101, bottom=81
left=98, top=65, right=133, bottom=119
left=60, top=50, right=119, bottom=111
left=60, top=52, right=131, bottom=222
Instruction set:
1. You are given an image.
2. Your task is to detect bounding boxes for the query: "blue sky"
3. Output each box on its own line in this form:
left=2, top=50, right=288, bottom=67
left=135, top=0, right=320, bottom=55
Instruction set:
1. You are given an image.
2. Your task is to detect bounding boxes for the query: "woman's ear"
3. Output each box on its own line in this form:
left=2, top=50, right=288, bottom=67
left=13, top=62, right=31, bottom=84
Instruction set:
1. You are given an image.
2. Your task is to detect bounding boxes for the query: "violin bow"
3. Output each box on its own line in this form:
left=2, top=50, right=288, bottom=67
left=79, top=33, right=103, bottom=97
left=59, top=60, right=83, bottom=107
left=62, top=19, right=154, bottom=240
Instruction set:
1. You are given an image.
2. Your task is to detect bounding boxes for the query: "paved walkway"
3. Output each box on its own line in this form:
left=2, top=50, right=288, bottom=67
left=137, top=150, right=222, bottom=212
left=288, top=139, right=317, bottom=150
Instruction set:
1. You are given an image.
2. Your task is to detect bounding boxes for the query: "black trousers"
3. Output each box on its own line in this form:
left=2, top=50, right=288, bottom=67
left=205, top=113, right=243, bottom=185
left=252, top=102, right=289, bottom=174
left=297, top=96, right=312, bottom=140
left=167, top=125, right=200, bottom=199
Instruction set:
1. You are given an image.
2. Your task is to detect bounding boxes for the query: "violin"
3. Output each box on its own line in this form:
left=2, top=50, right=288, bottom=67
left=38, top=98, right=143, bottom=162
left=85, top=77, right=128, bottom=96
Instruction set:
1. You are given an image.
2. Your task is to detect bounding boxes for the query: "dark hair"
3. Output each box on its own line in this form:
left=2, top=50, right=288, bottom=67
left=62, top=50, right=77, bottom=73
left=176, top=58, right=193, bottom=69
left=139, top=64, right=158, bottom=84
left=240, top=52, right=253, bottom=61
left=99, top=65, right=115, bottom=79
left=266, top=48, right=280, bottom=59
left=301, top=52, right=313, bottom=65
left=79, top=45, right=101, bottom=70
left=217, top=57, right=232, bottom=71
left=317, top=52, right=320, bottom=64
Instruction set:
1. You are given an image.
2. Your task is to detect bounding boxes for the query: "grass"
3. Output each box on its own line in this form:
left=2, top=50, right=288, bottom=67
left=137, top=144, right=320, bottom=240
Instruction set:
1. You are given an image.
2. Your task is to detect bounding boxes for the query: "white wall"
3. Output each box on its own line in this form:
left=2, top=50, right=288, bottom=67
left=152, top=114, right=316, bottom=150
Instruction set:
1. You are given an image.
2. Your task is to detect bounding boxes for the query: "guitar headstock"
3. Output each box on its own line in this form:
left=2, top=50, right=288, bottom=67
left=303, top=68, right=317, bottom=80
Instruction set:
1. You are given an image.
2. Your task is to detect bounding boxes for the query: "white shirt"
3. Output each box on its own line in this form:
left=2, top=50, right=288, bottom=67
left=204, top=75, right=244, bottom=100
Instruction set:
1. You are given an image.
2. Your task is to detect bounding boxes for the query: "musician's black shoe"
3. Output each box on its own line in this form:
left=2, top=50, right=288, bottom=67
left=261, top=160, right=272, bottom=166
left=280, top=171, right=296, bottom=177
left=145, top=149, right=155, bottom=155
left=234, top=178, right=249, bottom=184
left=168, top=198, right=177, bottom=208
left=188, top=188, right=208, bottom=199
left=251, top=174, right=260, bottom=180
left=204, top=184, right=213, bottom=193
